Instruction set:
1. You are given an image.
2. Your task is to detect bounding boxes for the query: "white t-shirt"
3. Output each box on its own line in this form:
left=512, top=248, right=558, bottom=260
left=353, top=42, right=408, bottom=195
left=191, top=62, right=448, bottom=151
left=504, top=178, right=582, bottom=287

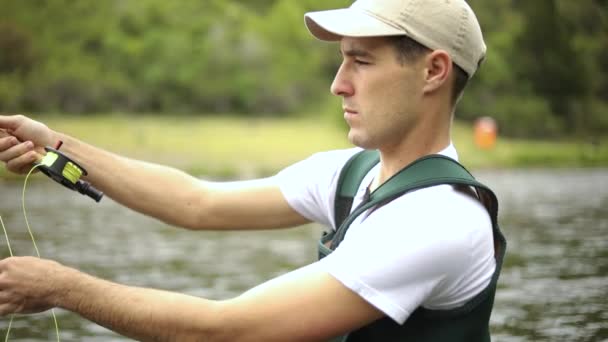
left=276, top=145, right=496, bottom=324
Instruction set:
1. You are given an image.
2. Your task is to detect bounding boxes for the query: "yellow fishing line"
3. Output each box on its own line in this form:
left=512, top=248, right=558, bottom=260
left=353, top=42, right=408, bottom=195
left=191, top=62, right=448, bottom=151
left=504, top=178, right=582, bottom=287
left=0, top=216, right=13, bottom=257
left=1, top=164, right=61, bottom=341
left=22, top=166, right=42, bottom=257
left=0, top=215, right=14, bottom=342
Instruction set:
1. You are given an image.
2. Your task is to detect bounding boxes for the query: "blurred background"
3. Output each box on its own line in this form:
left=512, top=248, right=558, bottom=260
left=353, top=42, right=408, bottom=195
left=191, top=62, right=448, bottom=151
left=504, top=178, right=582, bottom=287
left=0, top=0, right=607, bottom=341
left=1, top=0, right=607, bottom=136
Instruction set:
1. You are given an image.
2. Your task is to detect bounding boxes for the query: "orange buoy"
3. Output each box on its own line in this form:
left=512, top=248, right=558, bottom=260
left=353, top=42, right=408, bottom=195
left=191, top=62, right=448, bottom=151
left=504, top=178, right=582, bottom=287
left=474, top=117, right=497, bottom=150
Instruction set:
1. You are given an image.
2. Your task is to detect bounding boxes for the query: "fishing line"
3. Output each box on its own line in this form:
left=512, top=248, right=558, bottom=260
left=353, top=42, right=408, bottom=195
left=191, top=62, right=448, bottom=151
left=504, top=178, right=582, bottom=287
left=0, top=216, right=14, bottom=342
left=0, top=216, right=13, bottom=257
left=1, top=165, right=61, bottom=341
left=1, top=141, right=104, bottom=341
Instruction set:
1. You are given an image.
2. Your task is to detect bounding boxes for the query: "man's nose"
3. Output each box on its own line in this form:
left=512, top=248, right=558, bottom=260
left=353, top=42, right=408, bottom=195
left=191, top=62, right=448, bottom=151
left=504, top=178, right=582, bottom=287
left=330, top=63, right=354, bottom=97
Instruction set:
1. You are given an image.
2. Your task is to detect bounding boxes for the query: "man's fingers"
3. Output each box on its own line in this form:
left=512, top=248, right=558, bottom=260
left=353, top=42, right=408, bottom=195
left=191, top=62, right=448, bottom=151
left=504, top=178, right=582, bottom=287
left=0, top=304, right=18, bottom=317
left=6, top=150, right=40, bottom=174
left=0, top=292, right=24, bottom=316
left=0, top=135, right=19, bottom=152
left=0, top=136, right=39, bottom=175
left=0, top=141, right=34, bottom=163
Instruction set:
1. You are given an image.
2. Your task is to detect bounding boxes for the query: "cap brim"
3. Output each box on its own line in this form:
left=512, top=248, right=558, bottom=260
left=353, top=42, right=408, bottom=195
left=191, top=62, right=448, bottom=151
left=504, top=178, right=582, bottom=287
left=305, top=8, right=405, bottom=41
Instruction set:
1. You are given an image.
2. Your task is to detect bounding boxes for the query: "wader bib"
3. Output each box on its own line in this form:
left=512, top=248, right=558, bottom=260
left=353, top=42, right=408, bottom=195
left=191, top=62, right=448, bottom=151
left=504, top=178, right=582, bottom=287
left=318, top=150, right=506, bottom=342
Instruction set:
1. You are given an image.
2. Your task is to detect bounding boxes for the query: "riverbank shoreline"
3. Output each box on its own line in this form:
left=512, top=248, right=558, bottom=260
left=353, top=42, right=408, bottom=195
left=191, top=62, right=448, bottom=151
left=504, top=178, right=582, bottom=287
left=0, top=114, right=606, bottom=179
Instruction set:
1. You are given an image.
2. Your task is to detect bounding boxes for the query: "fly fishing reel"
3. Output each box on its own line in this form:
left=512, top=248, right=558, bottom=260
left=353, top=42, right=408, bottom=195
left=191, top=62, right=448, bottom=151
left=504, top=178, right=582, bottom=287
left=37, top=145, right=104, bottom=202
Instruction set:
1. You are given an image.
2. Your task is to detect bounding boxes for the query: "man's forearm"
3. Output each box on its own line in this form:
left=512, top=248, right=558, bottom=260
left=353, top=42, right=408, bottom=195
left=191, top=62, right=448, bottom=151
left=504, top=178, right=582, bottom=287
left=43, top=131, right=307, bottom=231
left=57, top=266, right=228, bottom=342
left=52, top=131, right=208, bottom=229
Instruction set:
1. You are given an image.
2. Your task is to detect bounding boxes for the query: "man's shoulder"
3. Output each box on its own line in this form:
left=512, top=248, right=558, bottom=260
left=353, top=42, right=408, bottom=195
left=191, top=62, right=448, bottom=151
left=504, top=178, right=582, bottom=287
left=279, top=147, right=363, bottom=181
left=374, top=184, right=491, bottom=232
left=278, top=147, right=361, bottom=177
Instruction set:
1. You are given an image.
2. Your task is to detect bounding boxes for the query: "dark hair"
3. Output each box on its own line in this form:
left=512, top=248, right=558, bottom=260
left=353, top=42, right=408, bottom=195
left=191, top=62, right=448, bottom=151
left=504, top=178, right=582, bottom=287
left=389, top=35, right=469, bottom=105
left=451, top=64, right=469, bottom=104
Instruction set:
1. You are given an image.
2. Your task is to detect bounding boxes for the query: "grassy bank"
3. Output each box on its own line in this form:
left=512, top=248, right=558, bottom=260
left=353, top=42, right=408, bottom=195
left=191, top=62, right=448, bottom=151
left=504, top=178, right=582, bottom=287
left=1, top=114, right=606, bottom=179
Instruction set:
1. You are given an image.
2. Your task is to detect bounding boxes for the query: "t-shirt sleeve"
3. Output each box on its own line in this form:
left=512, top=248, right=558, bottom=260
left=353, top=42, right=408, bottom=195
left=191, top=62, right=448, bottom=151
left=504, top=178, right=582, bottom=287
left=275, top=148, right=361, bottom=228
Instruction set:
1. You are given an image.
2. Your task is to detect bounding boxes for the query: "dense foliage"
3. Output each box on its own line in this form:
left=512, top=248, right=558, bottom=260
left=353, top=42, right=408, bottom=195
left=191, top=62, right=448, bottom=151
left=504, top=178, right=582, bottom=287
left=1, top=0, right=606, bottom=137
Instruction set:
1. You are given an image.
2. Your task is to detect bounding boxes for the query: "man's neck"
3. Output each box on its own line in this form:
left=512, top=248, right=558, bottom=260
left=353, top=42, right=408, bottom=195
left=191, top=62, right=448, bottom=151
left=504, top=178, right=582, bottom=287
left=371, top=120, right=451, bottom=192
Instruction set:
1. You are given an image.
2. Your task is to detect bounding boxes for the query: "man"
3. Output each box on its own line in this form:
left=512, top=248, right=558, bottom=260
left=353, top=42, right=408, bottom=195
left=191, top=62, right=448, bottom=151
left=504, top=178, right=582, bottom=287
left=0, top=0, right=504, bottom=341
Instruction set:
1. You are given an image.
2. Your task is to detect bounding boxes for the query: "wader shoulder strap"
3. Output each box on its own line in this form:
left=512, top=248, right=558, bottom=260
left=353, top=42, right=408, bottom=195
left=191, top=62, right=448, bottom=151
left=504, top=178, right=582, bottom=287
left=331, top=150, right=498, bottom=250
left=333, top=150, right=380, bottom=230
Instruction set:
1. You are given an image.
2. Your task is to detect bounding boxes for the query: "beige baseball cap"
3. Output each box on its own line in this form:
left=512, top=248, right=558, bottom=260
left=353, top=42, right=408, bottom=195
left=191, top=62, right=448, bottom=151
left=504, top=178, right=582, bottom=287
left=304, top=0, right=486, bottom=77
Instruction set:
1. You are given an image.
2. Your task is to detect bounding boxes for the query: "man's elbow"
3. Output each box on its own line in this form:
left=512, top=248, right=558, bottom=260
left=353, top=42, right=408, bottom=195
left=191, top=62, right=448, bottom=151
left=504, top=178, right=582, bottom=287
left=172, top=302, right=240, bottom=342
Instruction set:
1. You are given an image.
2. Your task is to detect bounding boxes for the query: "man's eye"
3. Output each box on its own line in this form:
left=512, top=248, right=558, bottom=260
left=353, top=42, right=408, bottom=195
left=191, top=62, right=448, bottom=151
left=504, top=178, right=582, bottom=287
left=355, top=59, right=370, bottom=65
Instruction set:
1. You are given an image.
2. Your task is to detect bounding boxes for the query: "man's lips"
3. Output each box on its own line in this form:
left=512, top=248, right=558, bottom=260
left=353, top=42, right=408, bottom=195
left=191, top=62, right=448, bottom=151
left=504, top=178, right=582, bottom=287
left=343, top=108, right=359, bottom=124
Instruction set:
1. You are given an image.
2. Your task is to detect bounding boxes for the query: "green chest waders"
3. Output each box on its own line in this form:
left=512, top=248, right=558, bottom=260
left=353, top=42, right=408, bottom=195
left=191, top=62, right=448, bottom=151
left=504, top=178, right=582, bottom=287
left=318, top=150, right=506, bottom=342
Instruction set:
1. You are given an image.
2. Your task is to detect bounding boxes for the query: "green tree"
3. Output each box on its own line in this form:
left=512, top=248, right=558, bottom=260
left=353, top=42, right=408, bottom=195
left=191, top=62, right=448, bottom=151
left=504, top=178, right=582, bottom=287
left=0, top=0, right=606, bottom=138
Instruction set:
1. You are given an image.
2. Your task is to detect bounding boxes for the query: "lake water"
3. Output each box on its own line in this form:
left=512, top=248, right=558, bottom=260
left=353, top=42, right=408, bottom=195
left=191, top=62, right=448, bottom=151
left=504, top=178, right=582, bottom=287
left=0, top=168, right=607, bottom=341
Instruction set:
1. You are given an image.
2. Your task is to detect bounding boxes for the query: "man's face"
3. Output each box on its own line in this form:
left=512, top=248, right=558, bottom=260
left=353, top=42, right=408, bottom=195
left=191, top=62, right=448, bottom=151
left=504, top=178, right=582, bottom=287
left=331, top=37, right=426, bottom=150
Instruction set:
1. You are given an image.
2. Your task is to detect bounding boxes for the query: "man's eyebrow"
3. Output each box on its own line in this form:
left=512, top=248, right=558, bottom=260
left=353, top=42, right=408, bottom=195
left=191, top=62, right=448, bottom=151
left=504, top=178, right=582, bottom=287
left=341, top=48, right=374, bottom=59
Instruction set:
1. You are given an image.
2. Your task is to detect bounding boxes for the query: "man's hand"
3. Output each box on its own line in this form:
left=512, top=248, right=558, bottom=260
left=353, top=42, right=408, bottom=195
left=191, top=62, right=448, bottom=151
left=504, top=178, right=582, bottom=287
left=0, top=114, right=56, bottom=174
left=0, top=256, right=67, bottom=315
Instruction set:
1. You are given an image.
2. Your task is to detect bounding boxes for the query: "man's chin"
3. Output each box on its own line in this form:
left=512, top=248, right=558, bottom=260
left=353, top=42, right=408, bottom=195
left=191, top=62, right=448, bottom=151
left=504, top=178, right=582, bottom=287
left=348, top=132, right=374, bottom=149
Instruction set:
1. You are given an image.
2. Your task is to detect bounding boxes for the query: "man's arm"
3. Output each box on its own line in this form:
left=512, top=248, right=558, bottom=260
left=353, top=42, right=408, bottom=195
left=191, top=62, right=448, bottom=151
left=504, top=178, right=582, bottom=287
left=56, top=133, right=308, bottom=230
left=0, top=115, right=309, bottom=230
left=0, top=256, right=384, bottom=342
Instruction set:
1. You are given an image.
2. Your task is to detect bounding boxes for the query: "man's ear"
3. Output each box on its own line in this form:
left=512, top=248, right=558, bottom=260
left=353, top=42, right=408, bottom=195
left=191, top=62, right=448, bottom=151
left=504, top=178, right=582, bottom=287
left=422, top=50, right=452, bottom=95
